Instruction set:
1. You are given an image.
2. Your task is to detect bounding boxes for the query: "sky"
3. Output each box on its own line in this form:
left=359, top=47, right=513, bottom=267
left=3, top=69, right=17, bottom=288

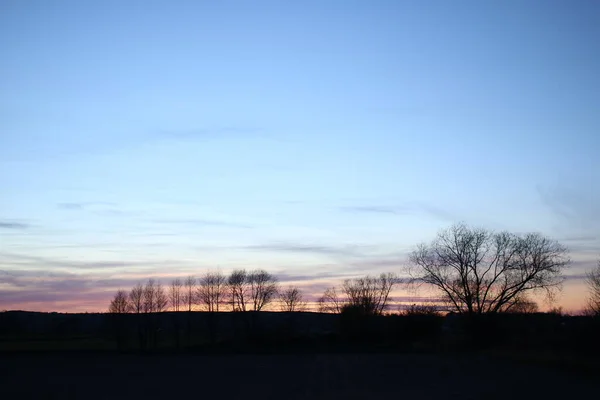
left=1, top=0, right=599, bottom=313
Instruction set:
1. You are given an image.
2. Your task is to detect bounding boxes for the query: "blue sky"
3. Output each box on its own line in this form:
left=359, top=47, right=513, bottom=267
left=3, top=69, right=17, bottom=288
left=1, top=0, right=599, bottom=312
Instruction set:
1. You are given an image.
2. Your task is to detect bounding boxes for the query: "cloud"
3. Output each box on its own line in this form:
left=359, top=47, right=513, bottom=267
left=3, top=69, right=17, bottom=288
left=57, top=203, right=84, bottom=210
left=538, top=184, right=600, bottom=232
left=57, top=201, right=116, bottom=210
left=275, top=270, right=363, bottom=283
left=0, top=252, right=184, bottom=272
left=152, top=218, right=254, bottom=229
left=0, top=268, right=191, bottom=311
left=0, top=220, right=30, bottom=229
left=563, top=273, right=589, bottom=283
left=245, top=243, right=365, bottom=258
left=56, top=201, right=136, bottom=217
left=155, top=127, right=264, bottom=141
left=341, top=201, right=457, bottom=221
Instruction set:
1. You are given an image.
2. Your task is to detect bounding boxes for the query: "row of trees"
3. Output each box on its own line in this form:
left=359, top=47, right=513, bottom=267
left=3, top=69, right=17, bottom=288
left=109, top=269, right=308, bottom=314
left=109, top=224, right=598, bottom=316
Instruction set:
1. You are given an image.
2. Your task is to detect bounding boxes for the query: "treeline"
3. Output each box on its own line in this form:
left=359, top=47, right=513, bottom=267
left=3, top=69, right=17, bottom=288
left=108, top=223, right=600, bottom=317
left=109, top=270, right=402, bottom=316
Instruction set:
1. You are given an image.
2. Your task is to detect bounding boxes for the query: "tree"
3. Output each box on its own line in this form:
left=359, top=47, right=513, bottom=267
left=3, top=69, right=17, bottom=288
left=279, top=286, right=307, bottom=312
left=408, top=223, right=569, bottom=315
left=506, top=295, right=539, bottom=313
left=155, top=282, right=168, bottom=312
left=129, top=283, right=144, bottom=313
left=142, top=279, right=168, bottom=313
left=403, top=303, right=440, bottom=316
left=182, top=276, right=196, bottom=312
left=317, top=287, right=343, bottom=313
left=342, top=273, right=397, bottom=315
left=197, top=271, right=227, bottom=312
left=586, top=259, right=600, bottom=316
left=248, top=269, right=279, bottom=311
left=169, top=278, right=183, bottom=311
left=143, top=279, right=157, bottom=313
left=108, top=290, right=131, bottom=313
left=228, top=269, right=249, bottom=311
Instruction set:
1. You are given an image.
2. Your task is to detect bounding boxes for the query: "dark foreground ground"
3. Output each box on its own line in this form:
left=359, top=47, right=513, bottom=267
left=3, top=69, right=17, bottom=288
left=1, top=353, right=598, bottom=400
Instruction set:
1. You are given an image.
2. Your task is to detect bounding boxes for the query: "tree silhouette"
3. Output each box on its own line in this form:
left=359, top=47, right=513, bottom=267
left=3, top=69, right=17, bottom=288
left=142, top=279, right=168, bottom=313
left=169, top=278, right=183, bottom=311
left=506, top=295, right=539, bottom=313
left=279, top=286, right=306, bottom=312
left=228, top=269, right=249, bottom=311
left=586, top=259, right=600, bottom=316
left=409, top=223, right=569, bottom=315
left=155, top=282, right=168, bottom=312
left=108, top=289, right=131, bottom=313
left=317, top=287, right=343, bottom=313
left=198, top=271, right=227, bottom=312
left=129, top=284, right=144, bottom=313
left=182, top=276, right=196, bottom=312
left=342, top=273, right=397, bottom=315
left=248, top=269, right=279, bottom=311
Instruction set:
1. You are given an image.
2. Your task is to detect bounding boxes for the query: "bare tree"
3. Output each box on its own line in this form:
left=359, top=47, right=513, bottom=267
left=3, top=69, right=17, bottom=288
left=341, top=273, right=398, bottom=315
left=403, top=303, right=440, bottom=316
left=586, top=259, right=600, bottom=316
left=129, top=283, right=144, bottom=313
left=182, top=276, right=196, bottom=312
left=109, top=290, right=131, bottom=313
left=141, top=279, right=168, bottom=313
left=279, top=286, right=307, bottom=312
left=505, top=295, right=539, bottom=313
left=155, top=281, right=168, bottom=312
left=228, top=269, right=249, bottom=311
left=317, top=287, right=343, bottom=313
left=169, top=278, right=183, bottom=311
left=143, top=279, right=157, bottom=313
left=248, top=269, right=279, bottom=311
left=197, top=271, right=227, bottom=312
left=408, top=223, right=570, bottom=315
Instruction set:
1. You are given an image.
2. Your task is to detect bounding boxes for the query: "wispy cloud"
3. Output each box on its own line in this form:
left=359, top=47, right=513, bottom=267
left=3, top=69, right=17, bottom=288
left=563, top=273, right=589, bottom=283
left=155, top=126, right=264, bottom=141
left=538, top=184, right=600, bottom=232
left=341, top=201, right=457, bottom=221
left=0, top=220, right=30, bottom=229
left=152, top=218, right=254, bottom=229
left=57, top=201, right=117, bottom=210
left=275, top=270, right=364, bottom=283
left=0, top=252, right=183, bottom=272
left=245, top=243, right=364, bottom=258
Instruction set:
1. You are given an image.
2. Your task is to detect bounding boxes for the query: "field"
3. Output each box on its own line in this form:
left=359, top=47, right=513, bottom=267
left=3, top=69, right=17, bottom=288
left=1, top=353, right=598, bottom=400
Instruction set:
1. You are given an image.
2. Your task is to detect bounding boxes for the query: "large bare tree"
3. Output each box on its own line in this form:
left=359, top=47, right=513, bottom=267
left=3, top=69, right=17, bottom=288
left=408, top=223, right=569, bottom=315
left=228, top=269, right=249, bottom=311
left=109, top=289, right=131, bottom=313
left=279, top=286, right=307, bottom=312
left=182, top=276, right=196, bottom=312
left=197, top=271, right=227, bottom=312
left=169, top=278, right=183, bottom=311
left=248, top=269, right=279, bottom=311
left=586, top=259, right=600, bottom=316
left=129, top=283, right=144, bottom=313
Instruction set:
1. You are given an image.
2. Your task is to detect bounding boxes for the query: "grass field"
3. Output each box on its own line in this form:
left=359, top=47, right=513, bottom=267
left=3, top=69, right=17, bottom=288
left=1, top=353, right=597, bottom=400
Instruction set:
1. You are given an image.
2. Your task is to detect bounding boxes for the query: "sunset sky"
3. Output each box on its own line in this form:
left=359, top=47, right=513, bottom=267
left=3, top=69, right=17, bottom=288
left=1, top=1, right=599, bottom=313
